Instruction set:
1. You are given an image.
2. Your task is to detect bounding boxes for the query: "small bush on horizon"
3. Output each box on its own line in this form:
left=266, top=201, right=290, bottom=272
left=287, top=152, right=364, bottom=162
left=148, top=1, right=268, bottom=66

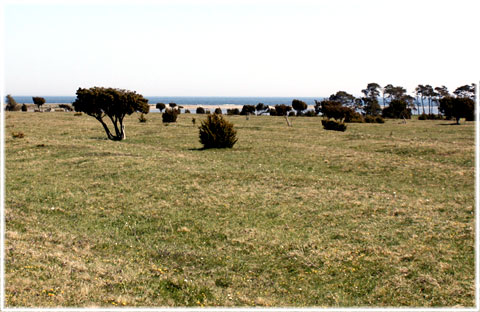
left=303, top=110, right=317, bottom=117
left=184, top=109, right=191, bottom=114
left=59, top=104, right=73, bottom=111
left=322, top=119, right=347, bottom=131
left=21, top=104, right=28, bottom=112
left=196, top=107, right=205, bottom=114
left=162, top=109, right=178, bottom=123
left=418, top=113, right=443, bottom=120
left=214, top=108, right=222, bottom=115
left=199, top=114, right=237, bottom=149
left=227, top=108, right=240, bottom=115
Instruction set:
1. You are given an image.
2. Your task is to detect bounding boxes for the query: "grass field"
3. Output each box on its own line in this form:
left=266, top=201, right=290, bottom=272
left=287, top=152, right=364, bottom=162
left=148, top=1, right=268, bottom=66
left=4, top=112, right=475, bottom=307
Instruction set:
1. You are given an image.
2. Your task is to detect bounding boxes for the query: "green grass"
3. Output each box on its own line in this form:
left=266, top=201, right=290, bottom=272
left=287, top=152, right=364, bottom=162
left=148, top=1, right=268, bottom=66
left=4, top=112, right=475, bottom=307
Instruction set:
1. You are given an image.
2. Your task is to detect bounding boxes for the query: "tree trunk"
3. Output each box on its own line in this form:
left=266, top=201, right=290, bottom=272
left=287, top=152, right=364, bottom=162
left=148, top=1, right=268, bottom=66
left=97, top=117, right=114, bottom=140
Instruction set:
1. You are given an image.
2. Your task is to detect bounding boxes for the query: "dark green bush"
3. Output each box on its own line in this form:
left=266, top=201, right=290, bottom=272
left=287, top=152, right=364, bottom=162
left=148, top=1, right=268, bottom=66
left=214, top=108, right=222, bottom=114
left=240, top=105, right=255, bottom=115
left=21, top=104, right=28, bottom=112
left=345, top=111, right=364, bottom=123
left=227, top=108, right=240, bottom=115
left=418, top=113, right=443, bottom=120
left=205, top=109, right=211, bottom=115
left=365, top=115, right=385, bottom=123
left=199, top=114, right=237, bottom=149
left=162, top=109, right=178, bottom=123
left=184, top=109, right=191, bottom=114
left=322, top=119, right=347, bottom=131
left=196, top=107, right=205, bottom=114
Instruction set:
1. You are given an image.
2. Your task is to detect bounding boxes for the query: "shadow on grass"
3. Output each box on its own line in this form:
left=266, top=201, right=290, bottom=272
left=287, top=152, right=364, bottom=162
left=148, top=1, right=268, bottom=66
left=437, top=123, right=461, bottom=126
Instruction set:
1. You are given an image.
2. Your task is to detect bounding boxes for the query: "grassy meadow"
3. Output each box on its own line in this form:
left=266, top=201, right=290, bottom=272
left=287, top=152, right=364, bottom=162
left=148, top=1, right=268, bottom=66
left=4, top=111, right=475, bottom=307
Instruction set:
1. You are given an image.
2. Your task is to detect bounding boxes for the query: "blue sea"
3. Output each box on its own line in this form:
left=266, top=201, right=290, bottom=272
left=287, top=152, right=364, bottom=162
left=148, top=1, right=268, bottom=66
left=11, top=95, right=323, bottom=106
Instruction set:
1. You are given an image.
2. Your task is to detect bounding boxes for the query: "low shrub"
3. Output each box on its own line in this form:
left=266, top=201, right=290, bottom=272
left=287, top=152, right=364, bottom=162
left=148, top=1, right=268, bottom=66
left=205, top=109, right=211, bottom=115
left=322, top=119, right=347, bottom=131
left=59, top=104, right=73, bottom=111
left=346, top=112, right=364, bottom=123
left=184, top=109, right=191, bottom=114
left=138, top=113, right=147, bottom=123
left=227, top=108, right=240, bottom=115
left=303, top=110, right=317, bottom=117
left=214, top=108, right=222, bottom=114
left=199, top=114, right=237, bottom=149
left=74, top=112, right=83, bottom=116
left=12, top=131, right=25, bottom=138
left=365, top=115, right=384, bottom=123
left=162, top=109, right=178, bottom=123
left=418, top=113, right=443, bottom=120
left=21, top=104, right=28, bottom=112
left=196, top=107, right=205, bottom=114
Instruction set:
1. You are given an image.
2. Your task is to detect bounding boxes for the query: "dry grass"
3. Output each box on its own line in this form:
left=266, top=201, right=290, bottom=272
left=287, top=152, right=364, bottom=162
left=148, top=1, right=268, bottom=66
left=4, top=111, right=475, bottom=307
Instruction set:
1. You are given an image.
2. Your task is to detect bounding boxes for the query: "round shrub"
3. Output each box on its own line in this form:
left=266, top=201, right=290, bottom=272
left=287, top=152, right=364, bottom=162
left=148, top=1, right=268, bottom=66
left=199, top=114, right=238, bottom=149
left=214, top=108, right=222, bottom=114
left=196, top=107, right=205, bottom=114
left=21, top=104, right=28, bottom=112
left=375, top=116, right=385, bottom=123
left=162, top=109, right=178, bottom=123
left=322, top=119, right=347, bottom=131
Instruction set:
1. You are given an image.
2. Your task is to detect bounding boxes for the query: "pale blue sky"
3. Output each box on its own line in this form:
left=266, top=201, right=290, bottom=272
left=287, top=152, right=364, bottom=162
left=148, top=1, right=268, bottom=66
left=3, top=0, right=480, bottom=97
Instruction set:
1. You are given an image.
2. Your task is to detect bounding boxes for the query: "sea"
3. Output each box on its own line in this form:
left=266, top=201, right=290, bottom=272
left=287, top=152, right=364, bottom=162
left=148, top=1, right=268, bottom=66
left=11, top=96, right=322, bottom=106
left=10, top=95, right=438, bottom=114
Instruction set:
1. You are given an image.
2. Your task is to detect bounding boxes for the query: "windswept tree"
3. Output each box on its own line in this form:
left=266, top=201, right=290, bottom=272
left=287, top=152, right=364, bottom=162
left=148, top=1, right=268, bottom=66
left=5, top=94, right=20, bottom=111
left=32, top=97, right=46, bottom=110
left=273, top=104, right=292, bottom=116
left=382, top=84, right=394, bottom=108
left=156, top=103, right=166, bottom=112
left=240, top=104, right=256, bottom=115
left=361, top=83, right=382, bottom=116
left=329, top=91, right=356, bottom=108
left=415, top=84, right=427, bottom=114
left=255, top=103, right=268, bottom=115
left=73, top=87, right=149, bottom=141
left=292, top=99, right=307, bottom=116
left=454, top=84, right=476, bottom=100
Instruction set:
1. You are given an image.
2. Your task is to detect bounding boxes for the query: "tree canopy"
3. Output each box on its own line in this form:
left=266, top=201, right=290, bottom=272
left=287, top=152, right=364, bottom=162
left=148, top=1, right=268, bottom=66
left=32, top=97, right=46, bottom=109
left=292, top=99, right=308, bottom=115
left=73, top=87, right=149, bottom=141
left=439, top=96, right=474, bottom=124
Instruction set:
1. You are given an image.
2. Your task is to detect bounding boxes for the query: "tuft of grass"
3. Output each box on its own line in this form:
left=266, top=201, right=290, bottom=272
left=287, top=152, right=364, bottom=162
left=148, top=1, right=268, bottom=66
left=4, top=112, right=475, bottom=307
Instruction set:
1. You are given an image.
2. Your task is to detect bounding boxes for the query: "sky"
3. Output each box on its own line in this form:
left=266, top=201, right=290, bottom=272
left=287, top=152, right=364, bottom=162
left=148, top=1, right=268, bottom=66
left=2, top=0, right=480, bottom=97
